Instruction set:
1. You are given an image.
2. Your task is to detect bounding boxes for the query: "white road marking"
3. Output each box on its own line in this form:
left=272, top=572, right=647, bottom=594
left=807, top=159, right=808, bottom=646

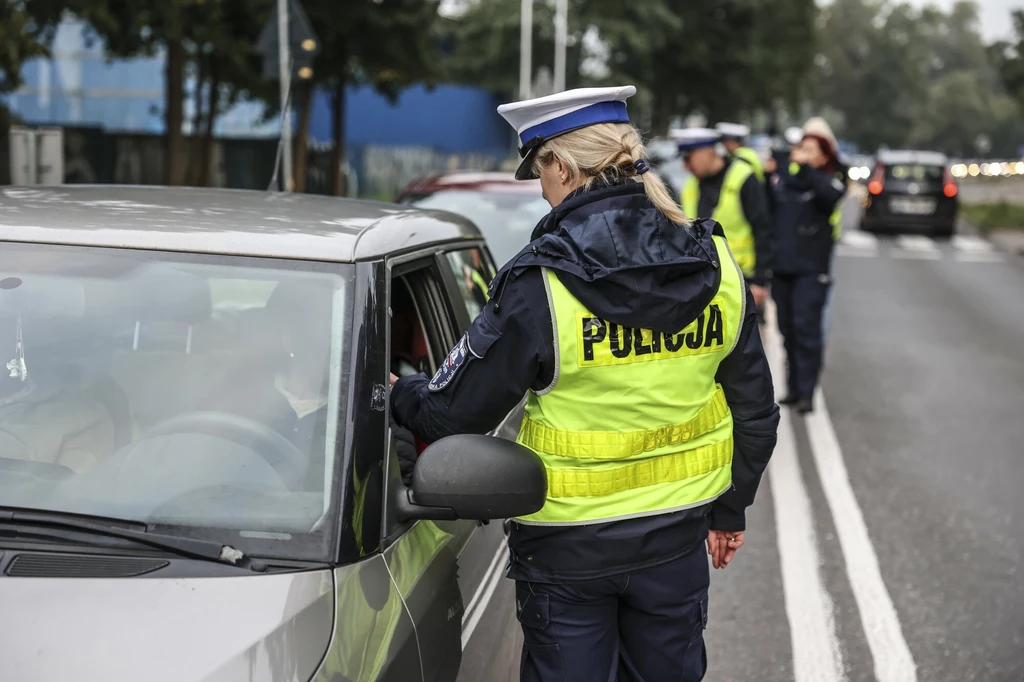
left=805, top=391, right=919, bottom=682
left=954, top=251, right=1007, bottom=263
left=835, top=245, right=879, bottom=258
left=840, top=231, right=880, bottom=250
left=763, top=307, right=847, bottom=682
left=891, top=235, right=940, bottom=260
left=461, top=538, right=507, bottom=649
left=951, top=234, right=995, bottom=253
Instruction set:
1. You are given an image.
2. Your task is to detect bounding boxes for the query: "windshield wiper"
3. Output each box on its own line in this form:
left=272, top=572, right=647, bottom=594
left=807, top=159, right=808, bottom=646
left=0, top=507, right=247, bottom=567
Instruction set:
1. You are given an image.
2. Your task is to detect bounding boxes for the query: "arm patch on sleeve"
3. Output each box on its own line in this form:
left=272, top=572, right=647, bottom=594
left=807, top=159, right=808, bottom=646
left=428, top=334, right=470, bottom=392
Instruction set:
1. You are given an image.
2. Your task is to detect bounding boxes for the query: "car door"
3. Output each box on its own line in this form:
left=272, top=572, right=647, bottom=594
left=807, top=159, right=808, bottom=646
left=438, top=244, right=525, bottom=682
left=382, top=252, right=473, bottom=682
left=383, top=245, right=524, bottom=682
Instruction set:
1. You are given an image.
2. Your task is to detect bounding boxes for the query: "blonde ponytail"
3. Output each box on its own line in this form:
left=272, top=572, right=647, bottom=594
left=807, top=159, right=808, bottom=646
left=531, top=122, right=690, bottom=226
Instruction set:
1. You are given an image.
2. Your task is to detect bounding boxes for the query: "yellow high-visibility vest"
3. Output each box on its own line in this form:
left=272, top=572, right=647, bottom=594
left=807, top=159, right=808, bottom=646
left=515, top=235, right=744, bottom=526
left=734, top=146, right=765, bottom=183
left=682, top=163, right=756, bottom=278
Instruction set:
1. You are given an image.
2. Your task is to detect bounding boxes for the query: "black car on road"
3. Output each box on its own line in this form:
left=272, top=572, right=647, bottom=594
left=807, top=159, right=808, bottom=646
left=861, top=149, right=959, bottom=237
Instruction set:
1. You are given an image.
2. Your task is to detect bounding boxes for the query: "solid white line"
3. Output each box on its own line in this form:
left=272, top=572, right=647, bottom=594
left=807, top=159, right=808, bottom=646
left=463, top=539, right=506, bottom=623
left=806, top=392, right=918, bottom=682
left=460, top=541, right=507, bottom=649
left=763, top=309, right=846, bottom=682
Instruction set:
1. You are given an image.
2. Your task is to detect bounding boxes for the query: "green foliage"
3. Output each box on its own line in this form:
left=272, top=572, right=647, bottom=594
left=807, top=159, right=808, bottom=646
left=960, top=201, right=1024, bottom=232
left=0, top=0, right=48, bottom=94
left=305, top=0, right=442, bottom=97
left=814, top=0, right=1024, bottom=156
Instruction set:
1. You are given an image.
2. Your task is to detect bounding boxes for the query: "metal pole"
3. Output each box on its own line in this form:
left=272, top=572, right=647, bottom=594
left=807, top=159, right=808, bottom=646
left=553, top=0, right=567, bottom=93
left=519, top=0, right=533, bottom=99
left=277, top=0, right=293, bottom=191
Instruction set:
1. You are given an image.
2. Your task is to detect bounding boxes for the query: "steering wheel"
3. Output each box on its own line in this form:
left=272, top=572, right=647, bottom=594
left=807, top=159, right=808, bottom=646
left=135, top=411, right=307, bottom=488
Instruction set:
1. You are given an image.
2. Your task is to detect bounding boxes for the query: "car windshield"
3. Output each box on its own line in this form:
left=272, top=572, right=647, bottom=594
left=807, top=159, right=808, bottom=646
left=885, top=164, right=944, bottom=182
left=0, top=243, right=352, bottom=561
left=410, top=189, right=551, bottom=266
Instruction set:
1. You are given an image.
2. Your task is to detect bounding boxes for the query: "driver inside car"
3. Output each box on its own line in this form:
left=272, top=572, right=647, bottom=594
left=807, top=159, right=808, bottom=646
left=0, top=316, right=117, bottom=474
left=204, top=281, right=334, bottom=489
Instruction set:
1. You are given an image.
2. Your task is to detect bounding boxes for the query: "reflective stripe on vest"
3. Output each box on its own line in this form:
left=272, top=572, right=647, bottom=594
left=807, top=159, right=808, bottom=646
left=515, top=235, right=745, bottom=526
left=470, top=269, right=490, bottom=301
left=520, top=385, right=728, bottom=460
left=682, top=164, right=756, bottom=278
left=734, top=146, right=765, bottom=183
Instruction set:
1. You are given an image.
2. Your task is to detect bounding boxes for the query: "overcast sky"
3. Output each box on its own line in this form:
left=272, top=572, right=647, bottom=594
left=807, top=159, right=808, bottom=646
left=907, top=0, right=1021, bottom=41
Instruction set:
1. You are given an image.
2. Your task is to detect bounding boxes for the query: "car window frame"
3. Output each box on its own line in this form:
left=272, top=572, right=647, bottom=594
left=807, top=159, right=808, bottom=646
left=381, top=250, right=464, bottom=548
left=437, top=241, right=496, bottom=335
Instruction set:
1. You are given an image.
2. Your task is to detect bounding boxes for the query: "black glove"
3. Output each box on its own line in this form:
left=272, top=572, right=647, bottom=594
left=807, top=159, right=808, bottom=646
left=392, top=419, right=418, bottom=487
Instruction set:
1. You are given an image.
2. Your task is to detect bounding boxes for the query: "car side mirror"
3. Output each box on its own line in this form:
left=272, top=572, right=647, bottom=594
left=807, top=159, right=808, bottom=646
left=393, top=434, right=547, bottom=522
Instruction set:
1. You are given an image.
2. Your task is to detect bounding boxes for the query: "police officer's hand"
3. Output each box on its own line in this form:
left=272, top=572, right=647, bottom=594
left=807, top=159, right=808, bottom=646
left=392, top=421, right=418, bottom=486
left=749, top=284, right=769, bottom=308
left=707, top=530, right=745, bottom=569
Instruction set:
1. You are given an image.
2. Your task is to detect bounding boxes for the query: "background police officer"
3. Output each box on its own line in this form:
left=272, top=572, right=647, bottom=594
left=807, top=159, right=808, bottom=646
left=769, top=116, right=847, bottom=413
left=390, top=86, right=779, bottom=682
left=675, top=128, right=774, bottom=321
left=716, top=121, right=765, bottom=184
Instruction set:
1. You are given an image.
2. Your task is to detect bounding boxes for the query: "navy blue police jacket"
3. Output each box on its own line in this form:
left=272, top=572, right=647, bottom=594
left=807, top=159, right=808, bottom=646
left=770, top=163, right=847, bottom=275
left=391, top=179, right=780, bottom=583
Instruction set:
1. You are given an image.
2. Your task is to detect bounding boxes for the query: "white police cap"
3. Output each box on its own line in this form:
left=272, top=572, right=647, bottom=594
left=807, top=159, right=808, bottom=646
left=715, top=122, right=750, bottom=140
left=497, top=85, right=637, bottom=180
left=670, top=127, right=721, bottom=153
left=784, top=126, right=805, bottom=146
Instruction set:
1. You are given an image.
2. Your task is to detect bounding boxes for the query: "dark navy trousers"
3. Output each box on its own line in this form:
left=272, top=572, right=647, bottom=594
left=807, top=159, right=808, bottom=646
left=515, top=546, right=709, bottom=682
left=772, top=272, right=832, bottom=399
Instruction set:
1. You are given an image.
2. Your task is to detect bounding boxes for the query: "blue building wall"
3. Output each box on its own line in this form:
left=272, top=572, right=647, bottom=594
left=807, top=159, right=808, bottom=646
left=308, top=84, right=511, bottom=154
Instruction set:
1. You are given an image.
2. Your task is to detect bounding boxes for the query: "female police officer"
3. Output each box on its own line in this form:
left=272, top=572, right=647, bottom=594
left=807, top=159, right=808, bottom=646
left=390, top=86, right=779, bottom=682
left=769, top=117, right=847, bottom=414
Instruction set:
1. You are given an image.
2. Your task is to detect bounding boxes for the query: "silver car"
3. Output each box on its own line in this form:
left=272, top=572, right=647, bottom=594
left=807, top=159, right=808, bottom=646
left=0, top=186, right=544, bottom=682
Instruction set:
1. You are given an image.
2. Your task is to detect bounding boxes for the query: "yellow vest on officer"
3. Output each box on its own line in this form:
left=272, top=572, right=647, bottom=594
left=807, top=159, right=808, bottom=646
left=470, top=269, right=490, bottom=301
left=733, top=146, right=765, bottom=183
left=515, top=235, right=744, bottom=526
left=682, top=164, right=757, bottom=278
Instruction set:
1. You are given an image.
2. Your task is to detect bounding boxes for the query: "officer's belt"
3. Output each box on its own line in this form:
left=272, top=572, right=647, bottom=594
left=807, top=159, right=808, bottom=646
left=519, top=385, right=729, bottom=460
left=546, top=436, right=733, bottom=498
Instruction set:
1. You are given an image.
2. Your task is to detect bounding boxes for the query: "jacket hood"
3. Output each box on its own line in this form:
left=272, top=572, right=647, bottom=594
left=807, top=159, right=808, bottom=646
left=496, top=180, right=724, bottom=335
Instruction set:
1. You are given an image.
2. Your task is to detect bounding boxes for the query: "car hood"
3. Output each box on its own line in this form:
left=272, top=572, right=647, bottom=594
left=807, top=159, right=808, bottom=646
left=0, top=569, right=335, bottom=682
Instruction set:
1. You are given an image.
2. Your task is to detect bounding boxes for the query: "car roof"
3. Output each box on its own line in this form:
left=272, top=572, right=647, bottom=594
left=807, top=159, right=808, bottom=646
left=0, top=186, right=483, bottom=262
left=398, top=171, right=540, bottom=197
left=877, top=149, right=948, bottom=167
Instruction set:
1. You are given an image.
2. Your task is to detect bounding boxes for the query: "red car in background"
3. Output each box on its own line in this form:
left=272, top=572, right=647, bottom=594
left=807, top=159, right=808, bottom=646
left=397, top=172, right=548, bottom=267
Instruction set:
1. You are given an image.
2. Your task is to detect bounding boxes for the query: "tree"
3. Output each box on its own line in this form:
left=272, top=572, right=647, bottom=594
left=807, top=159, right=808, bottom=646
left=991, top=10, right=1024, bottom=121
left=0, top=1, right=47, bottom=94
left=299, top=0, right=443, bottom=196
left=27, top=0, right=273, bottom=186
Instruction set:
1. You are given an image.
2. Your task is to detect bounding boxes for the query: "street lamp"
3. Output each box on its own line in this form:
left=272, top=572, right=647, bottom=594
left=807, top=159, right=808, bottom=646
left=519, top=0, right=533, bottom=99
left=553, top=0, right=567, bottom=93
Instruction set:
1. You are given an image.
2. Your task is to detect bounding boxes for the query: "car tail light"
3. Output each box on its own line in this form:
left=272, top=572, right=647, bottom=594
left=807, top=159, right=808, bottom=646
left=943, top=168, right=958, bottom=198
left=867, top=164, right=885, bottom=195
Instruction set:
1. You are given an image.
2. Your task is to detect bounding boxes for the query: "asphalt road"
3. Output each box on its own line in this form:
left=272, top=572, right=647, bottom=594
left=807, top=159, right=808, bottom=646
left=461, top=194, right=1024, bottom=681
left=705, top=196, right=1024, bottom=682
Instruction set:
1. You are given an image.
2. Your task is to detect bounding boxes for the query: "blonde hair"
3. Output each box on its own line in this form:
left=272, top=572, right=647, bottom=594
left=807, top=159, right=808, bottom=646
left=531, top=122, right=690, bottom=225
